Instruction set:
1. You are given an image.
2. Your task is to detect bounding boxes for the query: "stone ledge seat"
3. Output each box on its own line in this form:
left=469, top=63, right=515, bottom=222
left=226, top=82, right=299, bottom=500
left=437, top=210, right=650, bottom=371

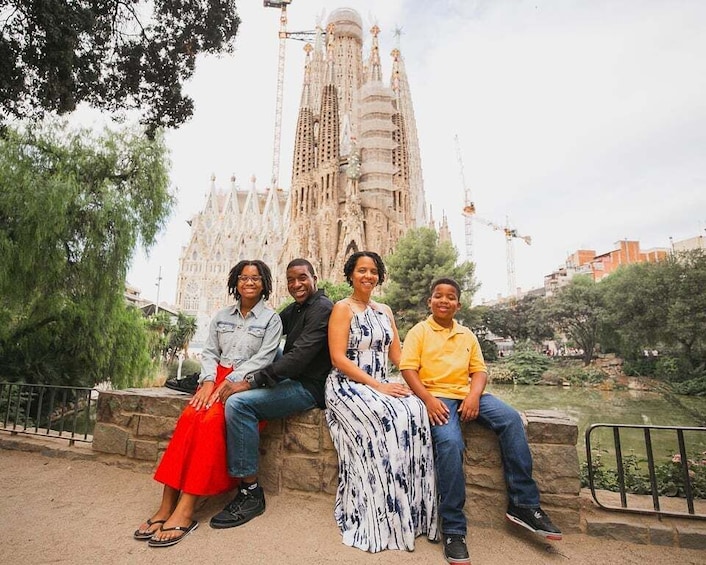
left=92, top=387, right=582, bottom=532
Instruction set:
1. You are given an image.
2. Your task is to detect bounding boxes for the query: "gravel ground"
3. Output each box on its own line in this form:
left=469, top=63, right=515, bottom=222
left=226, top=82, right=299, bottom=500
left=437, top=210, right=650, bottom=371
left=2, top=449, right=705, bottom=565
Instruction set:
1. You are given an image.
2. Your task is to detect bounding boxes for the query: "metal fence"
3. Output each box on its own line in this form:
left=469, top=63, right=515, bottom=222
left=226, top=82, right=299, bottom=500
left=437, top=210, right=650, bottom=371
left=585, top=423, right=706, bottom=520
left=0, top=382, right=96, bottom=445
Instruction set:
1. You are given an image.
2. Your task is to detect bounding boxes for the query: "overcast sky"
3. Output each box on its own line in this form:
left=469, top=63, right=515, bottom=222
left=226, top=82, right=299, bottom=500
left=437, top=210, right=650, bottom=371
left=123, top=0, right=706, bottom=305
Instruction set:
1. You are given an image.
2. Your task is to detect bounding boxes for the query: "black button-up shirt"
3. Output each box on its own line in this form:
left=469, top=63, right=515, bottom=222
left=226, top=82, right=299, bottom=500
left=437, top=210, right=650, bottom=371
left=251, top=289, right=333, bottom=407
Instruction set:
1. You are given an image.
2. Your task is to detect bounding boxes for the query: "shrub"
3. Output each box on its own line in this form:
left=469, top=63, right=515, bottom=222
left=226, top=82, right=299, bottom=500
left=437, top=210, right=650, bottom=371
left=655, top=356, right=692, bottom=383
left=581, top=450, right=706, bottom=499
left=487, top=364, right=514, bottom=384
left=166, top=358, right=201, bottom=379
left=622, top=357, right=658, bottom=377
left=502, top=343, right=551, bottom=385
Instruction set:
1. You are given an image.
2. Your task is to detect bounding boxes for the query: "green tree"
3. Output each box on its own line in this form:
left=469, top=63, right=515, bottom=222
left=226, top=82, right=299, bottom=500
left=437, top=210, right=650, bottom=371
left=0, top=121, right=174, bottom=387
left=603, top=250, right=706, bottom=372
left=319, top=280, right=352, bottom=304
left=383, top=227, right=477, bottom=336
left=0, top=0, right=240, bottom=134
left=548, top=275, right=605, bottom=365
left=166, top=313, right=198, bottom=362
left=483, top=294, right=554, bottom=345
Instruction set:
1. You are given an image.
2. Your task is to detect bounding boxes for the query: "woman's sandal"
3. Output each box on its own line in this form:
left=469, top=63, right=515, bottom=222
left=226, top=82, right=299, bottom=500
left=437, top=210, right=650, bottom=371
left=147, top=520, right=199, bottom=548
left=133, top=518, right=167, bottom=540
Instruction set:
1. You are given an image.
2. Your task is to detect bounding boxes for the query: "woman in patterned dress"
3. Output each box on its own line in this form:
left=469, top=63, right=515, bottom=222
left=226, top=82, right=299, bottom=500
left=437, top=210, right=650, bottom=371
left=325, top=251, right=438, bottom=553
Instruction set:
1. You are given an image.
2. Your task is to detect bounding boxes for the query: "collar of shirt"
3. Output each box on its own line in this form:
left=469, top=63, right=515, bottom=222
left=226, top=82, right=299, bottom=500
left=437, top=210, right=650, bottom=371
left=231, top=297, right=267, bottom=318
left=425, top=315, right=465, bottom=337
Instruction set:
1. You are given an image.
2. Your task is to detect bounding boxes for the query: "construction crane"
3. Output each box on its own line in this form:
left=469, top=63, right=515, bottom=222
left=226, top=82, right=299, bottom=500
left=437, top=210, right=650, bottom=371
left=264, top=1, right=318, bottom=190
left=462, top=207, right=531, bottom=297
left=455, top=134, right=475, bottom=262
left=455, top=135, right=531, bottom=296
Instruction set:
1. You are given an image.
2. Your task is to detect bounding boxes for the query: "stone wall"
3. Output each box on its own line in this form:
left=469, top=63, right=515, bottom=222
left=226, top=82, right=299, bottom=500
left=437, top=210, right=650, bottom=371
left=92, top=388, right=581, bottom=532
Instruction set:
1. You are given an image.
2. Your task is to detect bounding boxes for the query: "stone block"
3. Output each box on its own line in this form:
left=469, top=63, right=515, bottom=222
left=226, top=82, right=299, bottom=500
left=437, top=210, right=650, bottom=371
left=261, top=419, right=284, bottom=438
left=531, top=444, right=581, bottom=495
left=676, top=524, right=706, bottom=550
left=321, top=425, right=335, bottom=451
left=127, top=388, right=190, bottom=418
left=95, top=395, right=137, bottom=429
left=92, top=423, right=129, bottom=455
left=322, top=453, right=340, bottom=495
left=585, top=518, right=649, bottom=544
left=282, top=456, right=323, bottom=492
left=525, top=410, right=578, bottom=445
left=465, top=487, right=508, bottom=527
left=284, top=422, right=321, bottom=453
left=258, top=436, right=283, bottom=494
left=136, top=414, right=178, bottom=440
left=465, top=425, right=501, bottom=467
left=539, top=493, right=581, bottom=533
left=649, top=523, right=676, bottom=546
left=288, top=409, right=323, bottom=426
left=128, top=438, right=160, bottom=461
left=465, top=466, right=505, bottom=491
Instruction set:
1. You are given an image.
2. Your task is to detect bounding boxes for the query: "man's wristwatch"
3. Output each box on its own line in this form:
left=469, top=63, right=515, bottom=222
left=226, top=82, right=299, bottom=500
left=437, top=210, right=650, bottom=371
left=244, top=373, right=257, bottom=388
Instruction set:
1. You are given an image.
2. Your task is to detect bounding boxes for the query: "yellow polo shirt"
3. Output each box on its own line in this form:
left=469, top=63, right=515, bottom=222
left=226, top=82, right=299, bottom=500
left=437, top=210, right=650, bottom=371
left=399, top=316, right=487, bottom=400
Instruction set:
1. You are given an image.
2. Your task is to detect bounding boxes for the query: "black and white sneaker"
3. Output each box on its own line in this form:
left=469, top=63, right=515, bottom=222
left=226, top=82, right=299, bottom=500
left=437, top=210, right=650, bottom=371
left=165, top=372, right=200, bottom=394
left=443, top=534, right=471, bottom=564
left=506, top=504, right=562, bottom=540
left=209, top=485, right=266, bottom=529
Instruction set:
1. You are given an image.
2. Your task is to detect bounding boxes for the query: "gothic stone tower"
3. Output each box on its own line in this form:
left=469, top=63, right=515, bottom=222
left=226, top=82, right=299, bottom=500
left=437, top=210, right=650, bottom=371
left=175, top=175, right=288, bottom=346
left=281, top=8, right=427, bottom=282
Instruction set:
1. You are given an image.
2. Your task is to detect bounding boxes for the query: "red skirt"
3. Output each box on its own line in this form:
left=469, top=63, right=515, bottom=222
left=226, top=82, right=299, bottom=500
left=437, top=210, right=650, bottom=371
left=154, top=364, right=244, bottom=496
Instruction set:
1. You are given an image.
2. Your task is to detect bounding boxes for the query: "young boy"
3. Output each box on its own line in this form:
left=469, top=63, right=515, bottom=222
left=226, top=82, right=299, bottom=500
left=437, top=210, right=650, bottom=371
left=399, top=278, right=561, bottom=564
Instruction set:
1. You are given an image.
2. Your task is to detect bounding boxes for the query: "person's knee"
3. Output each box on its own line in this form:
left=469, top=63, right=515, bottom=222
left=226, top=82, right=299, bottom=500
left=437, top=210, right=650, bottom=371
left=225, top=393, right=250, bottom=420
left=432, top=425, right=464, bottom=452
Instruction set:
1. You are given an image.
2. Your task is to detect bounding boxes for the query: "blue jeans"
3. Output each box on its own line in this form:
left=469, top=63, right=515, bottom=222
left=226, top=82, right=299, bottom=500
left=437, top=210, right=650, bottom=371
left=224, top=379, right=316, bottom=477
left=431, top=394, right=540, bottom=535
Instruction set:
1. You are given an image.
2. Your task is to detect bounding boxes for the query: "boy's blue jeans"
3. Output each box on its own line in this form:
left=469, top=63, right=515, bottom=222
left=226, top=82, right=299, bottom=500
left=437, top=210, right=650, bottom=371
left=224, top=379, right=316, bottom=478
left=431, top=394, right=540, bottom=535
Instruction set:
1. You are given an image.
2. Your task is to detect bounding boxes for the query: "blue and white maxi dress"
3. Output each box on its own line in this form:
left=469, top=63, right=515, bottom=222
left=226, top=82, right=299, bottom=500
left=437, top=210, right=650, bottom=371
left=325, top=305, right=438, bottom=552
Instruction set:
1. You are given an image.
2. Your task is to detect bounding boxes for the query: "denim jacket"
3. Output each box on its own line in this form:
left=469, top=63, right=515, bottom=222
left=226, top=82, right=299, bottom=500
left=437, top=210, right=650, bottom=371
left=200, top=297, right=283, bottom=383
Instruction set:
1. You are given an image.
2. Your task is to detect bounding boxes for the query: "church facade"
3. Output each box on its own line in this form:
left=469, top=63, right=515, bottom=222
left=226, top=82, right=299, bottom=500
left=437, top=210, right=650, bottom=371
left=175, top=8, right=428, bottom=344
left=281, top=8, right=427, bottom=281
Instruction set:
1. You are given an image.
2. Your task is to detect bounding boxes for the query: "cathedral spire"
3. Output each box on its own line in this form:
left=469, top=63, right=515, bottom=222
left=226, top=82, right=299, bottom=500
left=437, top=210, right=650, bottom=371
left=391, top=46, right=427, bottom=227
left=324, top=22, right=336, bottom=85
left=367, top=25, right=382, bottom=83
left=300, top=43, right=314, bottom=108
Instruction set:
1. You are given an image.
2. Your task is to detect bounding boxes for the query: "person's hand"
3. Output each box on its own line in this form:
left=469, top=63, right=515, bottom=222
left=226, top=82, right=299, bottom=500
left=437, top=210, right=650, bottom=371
left=425, top=396, right=450, bottom=425
left=373, top=381, right=411, bottom=398
left=205, top=379, right=251, bottom=408
left=458, top=392, right=481, bottom=422
left=189, top=381, right=215, bottom=411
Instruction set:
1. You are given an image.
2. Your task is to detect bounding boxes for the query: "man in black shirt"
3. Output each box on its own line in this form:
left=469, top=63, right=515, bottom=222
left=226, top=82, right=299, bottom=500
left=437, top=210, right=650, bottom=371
left=210, top=258, right=333, bottom=529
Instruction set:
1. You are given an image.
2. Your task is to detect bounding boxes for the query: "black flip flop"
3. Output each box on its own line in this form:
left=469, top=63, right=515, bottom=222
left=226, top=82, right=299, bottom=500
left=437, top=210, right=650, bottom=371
left=147, top=520, right=199, bottom=548
left=133, top=518, right=166, bottom=540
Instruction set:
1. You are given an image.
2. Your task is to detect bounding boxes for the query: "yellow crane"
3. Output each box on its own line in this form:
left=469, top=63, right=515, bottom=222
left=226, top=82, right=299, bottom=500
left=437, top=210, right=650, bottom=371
left=456, top=135, right=531, bottom=297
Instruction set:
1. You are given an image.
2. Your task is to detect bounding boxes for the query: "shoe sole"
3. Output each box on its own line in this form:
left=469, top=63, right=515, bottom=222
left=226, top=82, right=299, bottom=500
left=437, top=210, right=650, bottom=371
left=209, top=505, right=266, bottom=529
left=444, top=555, right=471, bottom=565
left=147, top=521, right=199, bottom=547
left=505, top=513, right=563, bottom=540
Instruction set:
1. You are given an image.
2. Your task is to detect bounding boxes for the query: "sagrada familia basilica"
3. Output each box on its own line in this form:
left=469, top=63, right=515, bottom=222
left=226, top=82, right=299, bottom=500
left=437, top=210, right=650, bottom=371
left=175, top=8, right=447, bottom=344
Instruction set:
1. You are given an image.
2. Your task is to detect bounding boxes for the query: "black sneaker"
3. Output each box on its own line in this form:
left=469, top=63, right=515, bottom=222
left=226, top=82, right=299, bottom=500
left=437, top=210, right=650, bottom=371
left=443, top=534, right=471, bottom=564
left=165, top=372, right=200, bottom=394
left=506, top=504, right=562, bottom=540
left=209, top=485, right=266, bottom=529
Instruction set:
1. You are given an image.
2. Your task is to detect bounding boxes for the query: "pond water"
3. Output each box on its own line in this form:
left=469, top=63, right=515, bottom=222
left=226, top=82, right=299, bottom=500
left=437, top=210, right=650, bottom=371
left=487, top=384, right=706, bottom=464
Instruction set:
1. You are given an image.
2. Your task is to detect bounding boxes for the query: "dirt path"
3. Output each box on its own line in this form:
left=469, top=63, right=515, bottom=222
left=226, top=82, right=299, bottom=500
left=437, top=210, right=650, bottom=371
left=1, top=449, right=704, bottom=565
